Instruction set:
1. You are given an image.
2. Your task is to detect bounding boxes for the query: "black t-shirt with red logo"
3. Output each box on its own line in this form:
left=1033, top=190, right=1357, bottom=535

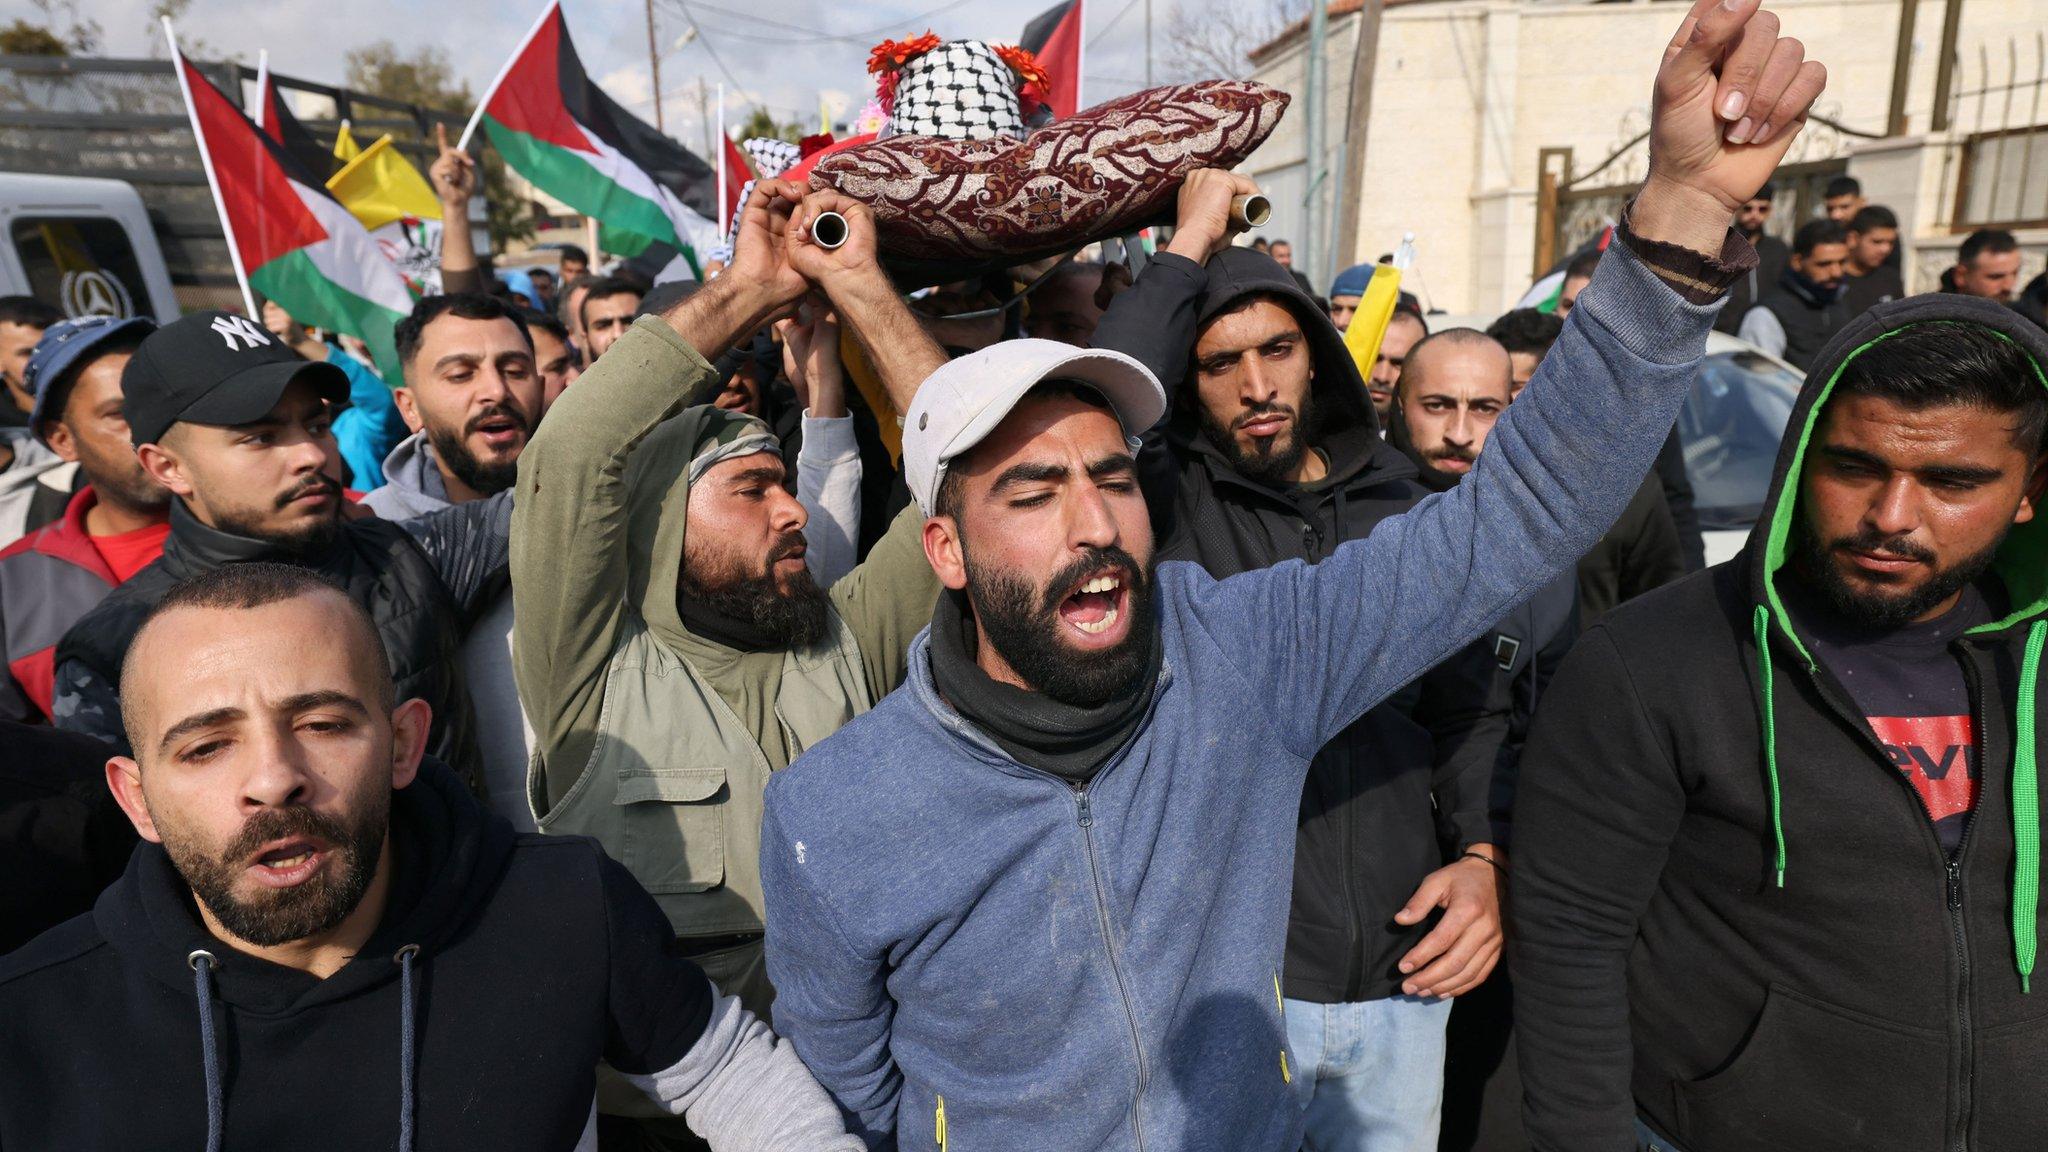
left=1792, top=579, right=2003, bottom=854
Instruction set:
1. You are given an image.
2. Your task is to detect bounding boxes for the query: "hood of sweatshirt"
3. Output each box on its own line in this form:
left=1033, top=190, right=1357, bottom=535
left=1740, top=291, right=2048, bottom=987
left=94, top=757, right=513, bottom=1013
left=617, top=402, right=782, bottom=665
left=361, top=430, right=452, bottom=520
left=1167, top=247, right=1415, bottom=497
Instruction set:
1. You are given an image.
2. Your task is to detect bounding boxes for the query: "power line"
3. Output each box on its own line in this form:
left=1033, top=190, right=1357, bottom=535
left=1089, top=0, right=1145, bottom=48
left=671, top=0, right=989, bottom=47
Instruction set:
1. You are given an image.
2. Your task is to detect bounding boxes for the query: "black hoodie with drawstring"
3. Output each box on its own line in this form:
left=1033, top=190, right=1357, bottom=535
left=1095, top=248, right=1510, bottom=1006
left=0, top=759, right=860, bottom=1151
left=1511, top=293, right=2048, bottom=1152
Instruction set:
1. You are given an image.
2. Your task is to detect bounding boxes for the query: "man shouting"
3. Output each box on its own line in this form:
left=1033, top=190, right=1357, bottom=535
left=757, top=3, right=1826, bottom=1148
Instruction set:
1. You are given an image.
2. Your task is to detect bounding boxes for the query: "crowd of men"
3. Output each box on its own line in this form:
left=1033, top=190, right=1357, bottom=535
left=1, top=3, right=2045, bottom=1150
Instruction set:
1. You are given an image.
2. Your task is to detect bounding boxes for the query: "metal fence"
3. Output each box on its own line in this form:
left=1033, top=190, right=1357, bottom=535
left=1532, top=106, right=1874, bottom=277
left=1944, top=32, right=2048, bottom=232
left=0, top=53, right=467, bottom=313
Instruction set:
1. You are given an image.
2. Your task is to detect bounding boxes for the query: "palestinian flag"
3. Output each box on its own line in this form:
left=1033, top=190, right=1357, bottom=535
left=1517, top=226, right=1614, bottom=313
left=469, top=1, right=722, bottom=264
left=170, top=37, right=412, bottom=383
left=249, top=65, right=340, bottom=182
left=1020, top=0, right=1084, bottom=119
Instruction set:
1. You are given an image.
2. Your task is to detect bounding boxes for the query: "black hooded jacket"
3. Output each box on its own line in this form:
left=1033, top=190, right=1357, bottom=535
left=51, top=497, right=508, bottom=791
left=1096, top=248, right=1508, bottom=1005
left=0, top=760, right=725, bottom=1149
left=1512, top=294, right=2048, bottom=1152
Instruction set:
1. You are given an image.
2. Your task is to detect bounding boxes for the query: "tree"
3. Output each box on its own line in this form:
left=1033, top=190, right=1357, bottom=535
left=1, top=0, right=101, bottom=56
left=342, top=41, right=533, bottom=250
left=736, top=107, right=802, bottom=146
left=1162, top=0, right=1305, bottom=81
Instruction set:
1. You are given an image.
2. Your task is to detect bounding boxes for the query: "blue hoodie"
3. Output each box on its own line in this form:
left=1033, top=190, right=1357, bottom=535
left=760, top=237, right=1729, bottom=1151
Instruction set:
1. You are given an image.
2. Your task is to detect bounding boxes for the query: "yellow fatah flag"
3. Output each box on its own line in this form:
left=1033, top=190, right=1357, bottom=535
left=326, top=135, right=444, bottom=233
left=1342, top=234, right=1415, bottom=384
left=333, top=120, right=361, bottom=163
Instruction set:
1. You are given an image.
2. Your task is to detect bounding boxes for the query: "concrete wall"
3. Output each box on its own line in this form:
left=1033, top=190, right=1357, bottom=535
left=1245, top=0, right=2047, bottom=315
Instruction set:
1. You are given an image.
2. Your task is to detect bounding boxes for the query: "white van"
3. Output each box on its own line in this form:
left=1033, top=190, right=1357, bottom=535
left=0, top=174, right=178, bottom=322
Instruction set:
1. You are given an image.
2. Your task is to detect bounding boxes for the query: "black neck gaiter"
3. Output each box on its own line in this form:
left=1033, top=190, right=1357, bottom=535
left=927, top=589, right=1160, bottom=784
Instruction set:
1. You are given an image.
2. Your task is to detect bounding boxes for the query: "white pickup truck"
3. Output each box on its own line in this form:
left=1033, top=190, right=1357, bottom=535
left=0, top=173, right=178, bottom=322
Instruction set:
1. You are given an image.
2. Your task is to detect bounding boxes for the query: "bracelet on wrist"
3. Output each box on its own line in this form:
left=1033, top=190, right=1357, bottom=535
left=1460, top=850, right=1507, bottom=878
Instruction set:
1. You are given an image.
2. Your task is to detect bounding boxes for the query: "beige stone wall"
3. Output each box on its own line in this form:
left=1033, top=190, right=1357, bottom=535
left=1245, top=0, right=2047, bottom=315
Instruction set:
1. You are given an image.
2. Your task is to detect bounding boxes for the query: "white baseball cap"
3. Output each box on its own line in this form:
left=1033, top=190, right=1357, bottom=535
left=902, top=339, right=1168, bottom=516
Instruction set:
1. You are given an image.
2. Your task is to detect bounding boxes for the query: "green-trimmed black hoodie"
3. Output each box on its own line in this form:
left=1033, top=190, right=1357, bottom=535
left=1511, top=293, right=2048, bottom=1152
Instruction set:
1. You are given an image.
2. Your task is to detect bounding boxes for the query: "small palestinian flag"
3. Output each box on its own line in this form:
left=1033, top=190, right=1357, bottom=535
left=469, top=1, right=723, bottom=264
left=169, top=30, right=412, bottom=383
left=1517, top=227, right=1614, bottom=313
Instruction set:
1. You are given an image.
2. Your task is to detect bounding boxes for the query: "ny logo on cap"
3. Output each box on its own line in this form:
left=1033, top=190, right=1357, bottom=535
left=210, top=314, right=272, bottom=352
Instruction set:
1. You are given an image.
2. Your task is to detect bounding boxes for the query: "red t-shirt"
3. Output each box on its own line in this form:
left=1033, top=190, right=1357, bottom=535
left=90, top=521, right=170, bottom=583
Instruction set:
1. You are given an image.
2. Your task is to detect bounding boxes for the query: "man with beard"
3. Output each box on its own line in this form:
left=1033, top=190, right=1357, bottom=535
left=1079, top=171, right=1511, bottom=1150
left=0, top=318, right=171, bottom=723
left=365, top=293, right=541, bottom=519
left=512, top=179, right=942, bottom=1031
left=1513, top=298, right=2048, bottom=1152
left=1739, top=218, right=1851, bottom=369
left=760, top=4, right=1824, bottom=1146
left=1949, top=228, right=2024, bottom=304
left=0, top=561, right=863, bottom=1150
left=50, top=310, right=509, bottom=794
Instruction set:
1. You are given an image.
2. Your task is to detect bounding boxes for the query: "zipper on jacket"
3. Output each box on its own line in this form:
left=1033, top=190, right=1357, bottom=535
left=1074, top=784, right=1149, bottom=1151
left=1790, top=635, right=1991, bottom=1151
left=1946, top=854, right=1973, bottom=1152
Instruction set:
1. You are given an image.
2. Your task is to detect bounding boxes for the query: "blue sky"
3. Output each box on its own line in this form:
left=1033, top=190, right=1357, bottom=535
left=95, top=0, right=1176, bottom=159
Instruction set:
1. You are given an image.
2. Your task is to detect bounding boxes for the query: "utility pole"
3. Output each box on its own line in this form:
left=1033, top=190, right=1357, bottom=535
left=1303, top=0, right=1329, bottom=290
left=645, top=0, right=664, bottom=131
left=1929, top=0, right=1964, bottom=132
left=695, top=78, right=712, bottom=160
left=1334, top=0, right=1384, bottom=272
left=1145, top=0, right=1153, bottom=86
left=1884, top=0, right=1918, bottom=136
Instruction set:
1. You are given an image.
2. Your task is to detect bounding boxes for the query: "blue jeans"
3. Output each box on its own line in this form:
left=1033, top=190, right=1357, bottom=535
left=1283, top=996, right=1454, bottom=1152
left=1636, top=1117, right=1689, bottom=1152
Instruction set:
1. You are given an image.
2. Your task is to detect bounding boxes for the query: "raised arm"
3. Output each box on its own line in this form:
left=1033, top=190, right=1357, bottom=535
left=784, top=302, right=863, bottom=588
left=778, top=198, right=947, bottom=693
left=1185, top=0, right=1822, bottom=758
left=430, top=123, right=485, bottom=296
left=513, top=181, right=810, bottom=803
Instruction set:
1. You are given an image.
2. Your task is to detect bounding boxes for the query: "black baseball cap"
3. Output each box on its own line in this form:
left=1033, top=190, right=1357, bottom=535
left=122, top=310, right=350, bottom=446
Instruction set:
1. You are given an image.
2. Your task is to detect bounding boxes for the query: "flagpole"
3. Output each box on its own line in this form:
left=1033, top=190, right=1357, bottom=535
left=715, top=82, right=727, bottom=233
left=164, top=17, right=259, bottom=320
left=1075, top=0, right=1086, bottom=112
left=459, top=0, right=560, bottom=151
left=251, top=49, right=269, bottom=129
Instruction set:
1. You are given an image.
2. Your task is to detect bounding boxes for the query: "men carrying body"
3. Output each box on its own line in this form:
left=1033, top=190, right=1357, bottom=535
left=0, top=562, right=863, bottom=1150
left=51, top=312, right=508, bottom=791
left=1841, top=204, right=1904, bottom=318
left=512, top=181, right=941, bottom=1017
left=1078, top=173, right=1510, bottom=1150
left=0, top=318, right=169, bottom=722
left=759, top=5, right=1822, bottom=1147
left=1739, top=218, right=1850, bottom=369
left=1513, top=297, right=2048, bottom=1152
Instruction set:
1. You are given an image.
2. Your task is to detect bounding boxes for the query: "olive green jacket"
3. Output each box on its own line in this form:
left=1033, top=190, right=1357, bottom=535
left=512, top=315, right=937, bottom=937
